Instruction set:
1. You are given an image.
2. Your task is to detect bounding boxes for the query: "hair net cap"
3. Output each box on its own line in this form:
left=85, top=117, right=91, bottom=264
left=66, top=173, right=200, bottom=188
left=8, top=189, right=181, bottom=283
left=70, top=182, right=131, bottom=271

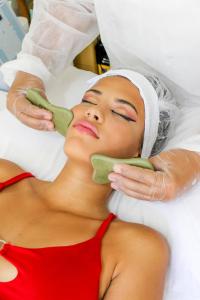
left=87, top=69, right=159, bottom=158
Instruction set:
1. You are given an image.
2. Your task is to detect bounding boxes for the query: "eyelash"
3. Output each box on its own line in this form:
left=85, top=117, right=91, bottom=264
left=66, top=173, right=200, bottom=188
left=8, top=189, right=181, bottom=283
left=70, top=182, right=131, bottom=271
left=81, top=99, right=135, bottom=122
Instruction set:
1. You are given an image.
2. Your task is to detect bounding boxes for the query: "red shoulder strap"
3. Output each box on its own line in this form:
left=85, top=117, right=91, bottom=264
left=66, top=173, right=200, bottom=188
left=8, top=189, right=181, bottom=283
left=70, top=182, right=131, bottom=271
left=0, top=172, right=34, bottom=191
left=95, top=213, right=116, bottom=240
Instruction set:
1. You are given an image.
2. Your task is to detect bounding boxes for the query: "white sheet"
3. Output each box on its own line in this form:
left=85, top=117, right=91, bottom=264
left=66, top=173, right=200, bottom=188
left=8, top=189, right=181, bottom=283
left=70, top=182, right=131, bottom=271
left=0, top=66, right=200, bottom=299
left=0, top=91, right=7, bottom=110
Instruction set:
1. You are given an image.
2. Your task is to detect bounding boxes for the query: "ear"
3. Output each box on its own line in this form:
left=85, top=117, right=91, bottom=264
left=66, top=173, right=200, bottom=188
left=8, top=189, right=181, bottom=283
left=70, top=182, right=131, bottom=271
left=135, top=137, right=143, bottom=157
left=133, top=141, right=142, bottom=157
left=132, top=149, right=141, bottom=158
left=134, top=152, right=141, bottom=158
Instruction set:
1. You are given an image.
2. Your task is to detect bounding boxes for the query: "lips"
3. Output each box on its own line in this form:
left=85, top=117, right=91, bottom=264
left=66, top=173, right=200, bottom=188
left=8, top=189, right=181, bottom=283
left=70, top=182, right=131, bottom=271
left=73, top=120, right=99, bottom=138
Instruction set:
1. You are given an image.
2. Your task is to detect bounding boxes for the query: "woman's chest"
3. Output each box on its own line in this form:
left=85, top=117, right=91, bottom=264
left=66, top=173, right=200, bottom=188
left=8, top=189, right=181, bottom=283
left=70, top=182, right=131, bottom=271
left=0, top=192, right=116, bottom=297
left=0, top=197, right=98, bottom=248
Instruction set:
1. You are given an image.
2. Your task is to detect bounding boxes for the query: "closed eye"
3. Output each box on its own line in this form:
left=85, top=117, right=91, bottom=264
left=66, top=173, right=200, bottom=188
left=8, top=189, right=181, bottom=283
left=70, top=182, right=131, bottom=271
left=82, top=99, right=95, bottom=104
left=81, top=99, right=135, bottom=122
left=111, top=110, right=135, bottom=122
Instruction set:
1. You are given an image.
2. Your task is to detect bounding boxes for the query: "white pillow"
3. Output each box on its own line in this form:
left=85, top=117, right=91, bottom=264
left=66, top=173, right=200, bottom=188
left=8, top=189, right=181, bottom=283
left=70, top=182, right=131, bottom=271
left=164, top=104, right=200, bottom=153
left=0, top=91, right=7, bottom=111
left=0, top=109, right=66, bottom=180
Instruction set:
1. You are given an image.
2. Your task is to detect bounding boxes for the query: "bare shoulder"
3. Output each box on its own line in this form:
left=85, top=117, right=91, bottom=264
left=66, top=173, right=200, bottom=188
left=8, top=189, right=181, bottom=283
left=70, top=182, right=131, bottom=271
left=0, top=159, right=31, bottom=239
left=0, top=159, right=26, bottom=182
left=109, top=218, right=169, bottom=262
left=101, top=219, right=169, bottom=299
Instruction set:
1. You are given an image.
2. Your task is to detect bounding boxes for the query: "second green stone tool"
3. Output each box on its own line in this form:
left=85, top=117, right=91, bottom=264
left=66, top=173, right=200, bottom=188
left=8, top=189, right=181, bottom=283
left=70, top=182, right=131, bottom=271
left=91, top=154, right=154, bottom=184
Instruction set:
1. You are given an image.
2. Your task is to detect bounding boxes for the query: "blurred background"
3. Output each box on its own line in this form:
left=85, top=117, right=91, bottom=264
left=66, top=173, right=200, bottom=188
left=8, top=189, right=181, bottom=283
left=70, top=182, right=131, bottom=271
left=0, top=0, right=110, bottom=74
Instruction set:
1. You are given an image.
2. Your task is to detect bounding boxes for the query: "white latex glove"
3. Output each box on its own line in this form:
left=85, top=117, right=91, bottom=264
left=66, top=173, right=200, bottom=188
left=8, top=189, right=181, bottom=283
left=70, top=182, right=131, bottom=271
left=7, top=71, right=54, bottom=131
left=108, top=149, right=200, bottom=201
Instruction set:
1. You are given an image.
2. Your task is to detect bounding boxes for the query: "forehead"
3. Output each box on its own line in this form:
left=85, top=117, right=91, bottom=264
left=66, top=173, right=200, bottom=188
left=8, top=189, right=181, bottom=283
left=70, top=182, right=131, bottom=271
left=90, top=76, right=144, bottom=107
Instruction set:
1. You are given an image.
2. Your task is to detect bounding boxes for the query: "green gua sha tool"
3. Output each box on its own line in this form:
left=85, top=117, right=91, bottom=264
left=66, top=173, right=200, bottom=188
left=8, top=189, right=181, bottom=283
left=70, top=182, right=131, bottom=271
left=91, top=154, right=154, bottom=184
left=26, top=88, right=74, bottom=136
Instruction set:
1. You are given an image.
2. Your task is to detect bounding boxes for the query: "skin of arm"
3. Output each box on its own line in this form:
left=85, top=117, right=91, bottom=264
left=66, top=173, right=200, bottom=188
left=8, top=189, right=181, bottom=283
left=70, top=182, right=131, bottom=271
left=103, top=224, right=169, bottom=300
left=20, top=0, right=98, bottom=75
left=5, top=0, right=98, bottom=130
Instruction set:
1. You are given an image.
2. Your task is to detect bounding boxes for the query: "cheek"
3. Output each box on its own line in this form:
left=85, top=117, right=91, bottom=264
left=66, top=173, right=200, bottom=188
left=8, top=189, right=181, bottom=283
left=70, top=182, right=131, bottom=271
left=100, top=120, right=143, bottom=158
left=64, top=129, right=100, bottom=162
left=63, top=110, right=102, bottom=162
left=64, top=133, right=101, bottom=163
left=71, top=105, right=81, bottom=117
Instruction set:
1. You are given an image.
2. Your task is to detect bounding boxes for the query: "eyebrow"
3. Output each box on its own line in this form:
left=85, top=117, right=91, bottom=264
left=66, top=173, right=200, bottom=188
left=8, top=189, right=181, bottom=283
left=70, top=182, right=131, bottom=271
left=86, top=88, right=138, bottom=114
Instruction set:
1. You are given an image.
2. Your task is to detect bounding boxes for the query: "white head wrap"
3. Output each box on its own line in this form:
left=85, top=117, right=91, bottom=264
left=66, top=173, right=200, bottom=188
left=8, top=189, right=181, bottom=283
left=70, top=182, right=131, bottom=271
left=87, top=69, right=159, bottom=158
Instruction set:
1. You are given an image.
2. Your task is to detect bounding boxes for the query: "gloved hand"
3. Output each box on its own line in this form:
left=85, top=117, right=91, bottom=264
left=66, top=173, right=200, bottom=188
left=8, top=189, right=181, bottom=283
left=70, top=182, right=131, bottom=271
left=7, top=71, right=54, bottom=130
left=108, top=149, right=200, bottom=201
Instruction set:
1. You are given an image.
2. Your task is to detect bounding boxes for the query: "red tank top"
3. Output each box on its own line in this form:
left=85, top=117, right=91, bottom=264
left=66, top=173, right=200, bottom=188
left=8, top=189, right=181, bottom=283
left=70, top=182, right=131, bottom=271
left=0, top=173, right=116, bottom=300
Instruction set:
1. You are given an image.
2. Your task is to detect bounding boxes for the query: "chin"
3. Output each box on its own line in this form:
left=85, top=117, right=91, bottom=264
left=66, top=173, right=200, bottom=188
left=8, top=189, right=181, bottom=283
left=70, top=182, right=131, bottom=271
left=64, top=131, right=139, bottom=162
left=93, top=146, right=136, bottom=159
left=64, top=137, right=95, bottom=164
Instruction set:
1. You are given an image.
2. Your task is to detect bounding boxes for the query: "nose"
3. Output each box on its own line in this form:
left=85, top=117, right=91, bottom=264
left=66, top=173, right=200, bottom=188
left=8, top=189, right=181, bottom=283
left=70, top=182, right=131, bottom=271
left=85, top=107, right=104, bottom=123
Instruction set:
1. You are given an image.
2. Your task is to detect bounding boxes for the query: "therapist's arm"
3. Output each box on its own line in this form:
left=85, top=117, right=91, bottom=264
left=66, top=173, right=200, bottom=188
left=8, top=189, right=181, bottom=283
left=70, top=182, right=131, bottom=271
left=5, top=0, right=98, bottom=130
left=109, top=149, right=200, bottom=201
left=18, top=0, right=98, bottom=77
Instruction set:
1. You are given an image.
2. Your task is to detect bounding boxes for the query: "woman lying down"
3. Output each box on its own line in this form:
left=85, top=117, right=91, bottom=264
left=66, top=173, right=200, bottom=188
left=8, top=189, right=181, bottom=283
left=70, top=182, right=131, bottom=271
left=0, top=69, right=177, bottom=300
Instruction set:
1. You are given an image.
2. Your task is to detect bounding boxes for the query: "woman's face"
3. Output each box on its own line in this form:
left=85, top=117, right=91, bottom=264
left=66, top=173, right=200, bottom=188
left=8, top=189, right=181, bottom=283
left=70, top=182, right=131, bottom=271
left=64, top=76, right=145, bottom=163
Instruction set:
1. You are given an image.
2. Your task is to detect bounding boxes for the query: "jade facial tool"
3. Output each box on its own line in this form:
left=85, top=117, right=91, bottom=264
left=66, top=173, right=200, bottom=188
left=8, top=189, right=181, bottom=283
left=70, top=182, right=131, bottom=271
left=26, top=88, right=74, bottom=136
left=91, top=154, right=154, bottom=184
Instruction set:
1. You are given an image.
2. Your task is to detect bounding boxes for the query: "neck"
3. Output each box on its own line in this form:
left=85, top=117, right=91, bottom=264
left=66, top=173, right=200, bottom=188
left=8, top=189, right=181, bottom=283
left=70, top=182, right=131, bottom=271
left=42, top=160, right=113, bottom=220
